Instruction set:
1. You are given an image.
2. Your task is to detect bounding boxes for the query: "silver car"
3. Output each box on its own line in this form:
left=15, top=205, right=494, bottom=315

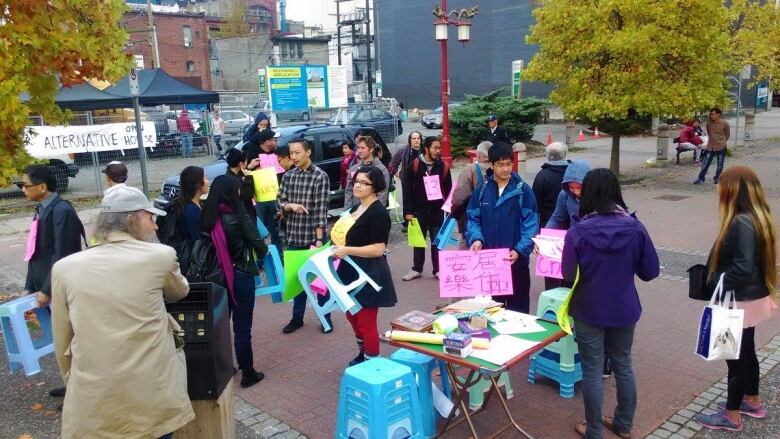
left=220, top=110, right=253, bottom=135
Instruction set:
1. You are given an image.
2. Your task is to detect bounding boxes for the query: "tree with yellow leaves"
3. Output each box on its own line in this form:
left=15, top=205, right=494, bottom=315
left=0, top=0, right=130, bottom=187
left=730, top=0, right=780, bottom=89
left=525, top=0, right=732, bottom=173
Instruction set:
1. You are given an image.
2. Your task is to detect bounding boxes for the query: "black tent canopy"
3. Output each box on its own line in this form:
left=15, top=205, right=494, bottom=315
left=21, top=82, right=133, bottom=111
left=103, top=69, right=219, bottom=105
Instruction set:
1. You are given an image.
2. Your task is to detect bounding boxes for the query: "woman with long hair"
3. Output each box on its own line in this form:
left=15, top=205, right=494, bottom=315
left=561, top=168, right=660, bottom=439
left=695, top=166, right=777, bottom=432
left=173, top=166, right=208, bottom=244
left=199, top=175, right=268, bottom=388
left=332, top=166, right=397, bottom=366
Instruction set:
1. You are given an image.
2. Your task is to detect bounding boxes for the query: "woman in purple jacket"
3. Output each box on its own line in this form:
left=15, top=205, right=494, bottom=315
left=562, top=169, right=660, bottom=439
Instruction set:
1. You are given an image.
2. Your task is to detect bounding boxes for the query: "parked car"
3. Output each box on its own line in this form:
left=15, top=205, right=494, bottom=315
left=329, top=106, right=402, bottom=143
left=3, top=154, right=78, bottom=197
left=155, top=125, right=392, bottom=210
left=220, top=110, right=253, bottom=135
left=252, top=100, right=311, bottom=122
left=421, top=103, right=461, bottom=129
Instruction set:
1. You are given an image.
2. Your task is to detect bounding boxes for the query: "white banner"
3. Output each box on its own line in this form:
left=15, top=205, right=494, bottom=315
left=23, top=122, right=157, bottom=158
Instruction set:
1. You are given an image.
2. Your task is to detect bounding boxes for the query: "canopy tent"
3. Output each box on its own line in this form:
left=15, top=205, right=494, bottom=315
left=103, top=69, right=219, bottom=105
left=21, top=82, right=133, bottom=111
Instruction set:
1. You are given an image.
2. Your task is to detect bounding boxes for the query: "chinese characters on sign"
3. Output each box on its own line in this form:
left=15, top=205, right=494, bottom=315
left=251, top=168, right=279, bottom=202
left=441, top=181, right=457, bottom=213
left=532, top=228, right=566, bottom=279
left=439, top=249, right=513, bottom=298
left=423, top=174, right=443, bottom=200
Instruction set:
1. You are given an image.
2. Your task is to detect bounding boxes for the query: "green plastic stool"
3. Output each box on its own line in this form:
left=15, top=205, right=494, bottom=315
left=461, top=371, right=513, bottom=410
left=534, top=287, right=579, bottom=372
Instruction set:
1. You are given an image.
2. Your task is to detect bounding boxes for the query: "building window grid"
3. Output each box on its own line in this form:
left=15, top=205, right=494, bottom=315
left=183, top=25, right=192, bottom=47
left=186, top=61, right=196, bottom=72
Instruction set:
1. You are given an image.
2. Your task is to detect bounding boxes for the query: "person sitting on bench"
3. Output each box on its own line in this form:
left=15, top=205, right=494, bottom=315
left=678, top=119, right=704, bottom=162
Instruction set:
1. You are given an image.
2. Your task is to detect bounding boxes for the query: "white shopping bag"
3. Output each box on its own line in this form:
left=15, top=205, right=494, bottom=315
left=696, top=274, right=744, bottom=361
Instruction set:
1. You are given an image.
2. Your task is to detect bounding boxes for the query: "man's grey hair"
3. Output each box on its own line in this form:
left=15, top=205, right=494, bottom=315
left=93, top=210, right=157, bottom=243
left=545, top=142, right=567, bottom=161
left=476, top=141, right=492, bottom=158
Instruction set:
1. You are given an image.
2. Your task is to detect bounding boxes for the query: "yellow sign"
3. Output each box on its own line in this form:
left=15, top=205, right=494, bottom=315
left=330, top=213, right=356, bottom=246
left=267, top=67, right=302, bottom=79
left=251, top=168, right=279, bottom=202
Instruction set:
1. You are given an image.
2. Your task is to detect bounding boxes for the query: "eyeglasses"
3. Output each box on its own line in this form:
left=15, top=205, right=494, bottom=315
left=15, top=182, right=39, bottom=189
left=354, top=180, right=373, bottom=187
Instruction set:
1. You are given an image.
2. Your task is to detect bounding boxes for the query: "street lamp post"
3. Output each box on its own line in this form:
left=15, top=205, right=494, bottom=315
left=433, top=3, right=478, bottom=167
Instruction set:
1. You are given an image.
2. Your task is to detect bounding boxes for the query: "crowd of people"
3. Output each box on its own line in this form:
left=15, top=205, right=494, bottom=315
left=13, top=109, right=776, bottom=438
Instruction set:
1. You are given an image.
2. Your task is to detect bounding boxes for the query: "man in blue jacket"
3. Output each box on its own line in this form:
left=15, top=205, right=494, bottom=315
left=466, top=142, right=539, bottom=313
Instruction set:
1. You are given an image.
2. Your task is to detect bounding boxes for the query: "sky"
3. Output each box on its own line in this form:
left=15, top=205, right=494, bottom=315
left=286, top=0, right=373, bottom=32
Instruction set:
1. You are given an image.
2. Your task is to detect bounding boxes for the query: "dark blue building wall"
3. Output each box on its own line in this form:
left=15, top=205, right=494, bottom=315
left=377, top=0, right=550, bottom=109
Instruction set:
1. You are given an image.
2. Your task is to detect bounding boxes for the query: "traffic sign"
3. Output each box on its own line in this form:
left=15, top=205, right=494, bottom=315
left=129, top=68, right=140, bottom=97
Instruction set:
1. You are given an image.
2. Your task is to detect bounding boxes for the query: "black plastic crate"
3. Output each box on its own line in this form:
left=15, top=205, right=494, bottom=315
left=166, top=282, right=233, bottom=400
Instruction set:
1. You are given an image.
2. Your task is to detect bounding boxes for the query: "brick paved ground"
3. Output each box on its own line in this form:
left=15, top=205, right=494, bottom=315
left=1, top=113, right=779, bottom=438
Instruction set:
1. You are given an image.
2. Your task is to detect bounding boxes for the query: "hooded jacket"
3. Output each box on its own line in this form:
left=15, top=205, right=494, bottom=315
left=242, top=112, right=270, bottom=144
left=561, top=213, right=660, bottom=327
left=466, top=173, right=539, bottom=259
left=545, top=161, right=591, bottom=230
left=532, top=160, right=570, bottom=226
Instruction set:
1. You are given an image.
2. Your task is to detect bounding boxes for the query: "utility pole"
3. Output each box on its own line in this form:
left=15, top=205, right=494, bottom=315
left=146, top=0, right=160, bottom=68
left=336, top=1, right=341, bottom=65
left=365, top=0, right=372, bottom=102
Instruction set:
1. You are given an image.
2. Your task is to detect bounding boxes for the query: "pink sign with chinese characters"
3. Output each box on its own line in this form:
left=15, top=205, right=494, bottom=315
left=438, top=249, right=513, bottom=297
left=532, top=228, right=567, bottom=279
left=423, top=174, right=443, bottom=200
left=260, top=154, right=285, bottom=174
left=23, top=219, right=39, bottom=262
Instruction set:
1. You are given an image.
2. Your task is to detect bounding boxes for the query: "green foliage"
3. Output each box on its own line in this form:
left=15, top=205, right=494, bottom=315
left=0, top=0, right=131, bottom=187
left=449, top=89, right=549, bottom=156
left=215, top=2, right=252, bottom=38
left=525, top=0, right=732, bottom=172
left=730, top=0, right=780, bottom=90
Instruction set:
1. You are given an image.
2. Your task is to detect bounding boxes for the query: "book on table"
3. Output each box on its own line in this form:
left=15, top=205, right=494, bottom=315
left=391, top=310, right=437, bottom=332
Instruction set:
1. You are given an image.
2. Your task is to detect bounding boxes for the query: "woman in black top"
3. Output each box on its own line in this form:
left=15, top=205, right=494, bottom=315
left=695, top=166, right=777, bottom=432
left=200, top=176, right=268, bottom=388
left=224, top=148, right=256, bottom=219
left=333, top=166, right=398, bottom=366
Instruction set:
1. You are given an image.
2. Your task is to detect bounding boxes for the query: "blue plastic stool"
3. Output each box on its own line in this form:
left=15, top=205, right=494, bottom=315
left=256, top=217, right=269, bottom=239
left=336, top=357, right=425, bottom=439
left=390, top=349, right=452, bottom=437
left=463, top=371, right=513, bottom=410
left=432, top=215, right=459, bottom=250
left=527, top=287, right=582, bottom=398
left=0, top=295, right=55, bottom=376
left=255, top=244, right=283, bottom=303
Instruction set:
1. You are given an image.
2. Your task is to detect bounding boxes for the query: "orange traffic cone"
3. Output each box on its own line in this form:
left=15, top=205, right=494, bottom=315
left=546, top=133, right=553, bottom=145
left=592, top=127, right=602, bottom=139
left=576, top=130, right=586, bottom=141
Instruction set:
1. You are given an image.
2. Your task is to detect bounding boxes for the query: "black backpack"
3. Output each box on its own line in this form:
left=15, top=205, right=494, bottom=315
left=187, top=234, right=225, bottom=287
left=156, top=201, right=194, bottom=273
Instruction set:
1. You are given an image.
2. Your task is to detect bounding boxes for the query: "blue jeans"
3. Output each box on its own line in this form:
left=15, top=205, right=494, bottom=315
left=256, top=201, right=282, bottom=249
left=574, top=320, right=636, bottom=439
left=213, top=135, right=222, bottom=152
left=288, top=245, right=331, bottom=324
left=180, top=133, right=194, bottom=157
left=697, top=149, right=725, bottom=182
left=232, top=270, right=257, bottom=372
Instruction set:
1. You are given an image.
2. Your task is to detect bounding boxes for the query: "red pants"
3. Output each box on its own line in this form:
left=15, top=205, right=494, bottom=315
left=346, top=307, right=380, bottom=356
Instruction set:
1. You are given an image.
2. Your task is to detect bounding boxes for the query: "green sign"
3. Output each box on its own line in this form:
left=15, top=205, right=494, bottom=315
left=258, top=69, right=268, bottom=99
left=511, top=60, right=524, bottom=99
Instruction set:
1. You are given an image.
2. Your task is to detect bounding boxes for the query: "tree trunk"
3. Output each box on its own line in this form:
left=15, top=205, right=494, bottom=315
left=610, top=131, right=621, bottom=174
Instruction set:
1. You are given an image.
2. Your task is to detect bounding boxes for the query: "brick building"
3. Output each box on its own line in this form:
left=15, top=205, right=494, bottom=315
left=122, top=10, right=213, bottom=90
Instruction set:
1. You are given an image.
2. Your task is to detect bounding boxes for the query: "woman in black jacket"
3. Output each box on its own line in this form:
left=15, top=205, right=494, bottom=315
left=695, top=166, right=777, bottom=432
left=200, top=175, right=268, bottom=388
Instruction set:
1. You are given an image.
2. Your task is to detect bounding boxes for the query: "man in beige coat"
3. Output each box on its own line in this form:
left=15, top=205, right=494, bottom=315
left=51, top=186, right=193, bottom=439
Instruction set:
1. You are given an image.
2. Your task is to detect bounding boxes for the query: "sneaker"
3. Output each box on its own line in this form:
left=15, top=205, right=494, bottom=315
left=694, top=411, right=744, bottom=431
left=348, top=353, right=366, bottom=367
left=602, top=357, right=612, bottom=379
left=282, top=319, right=304, bottom=334
left=715, top=400, right=766, bottom=418
left=693, top=179, right=704, bottom=185
left=240, top=370, right=265, bottom=388
left=402, top=270, right=422, bottom=281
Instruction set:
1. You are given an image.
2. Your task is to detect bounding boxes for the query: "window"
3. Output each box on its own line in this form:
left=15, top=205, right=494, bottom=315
left=296, top=42, right=304, bottom=59
left=186, top=61, right=196, bottom=72
left=319, top=132, right=350, bottom=161
left=183, top=25, right=192, bottom=47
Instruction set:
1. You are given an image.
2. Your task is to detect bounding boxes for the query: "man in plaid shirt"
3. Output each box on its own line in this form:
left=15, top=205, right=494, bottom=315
left=278, top=138, right=333, bottom=334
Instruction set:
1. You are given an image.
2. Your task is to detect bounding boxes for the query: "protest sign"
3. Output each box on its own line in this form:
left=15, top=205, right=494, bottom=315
left=438, top=249, right=513, bottom=297
left=441, top=181, right=457, bottom=213
left=251, top=168, right=279, bottom=202
left=423, top=175, right=443, bottom=200
left=24, top=122, right=157, bottom=158
left=260, top=154, right=285, bottom=174
left=532, top=228, right=566, bottom=279
left=330, top=214, right=355, bottom=246
left=407, top=218, right=427, bottom=248
left=282, top=243, right=332, bottom=301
